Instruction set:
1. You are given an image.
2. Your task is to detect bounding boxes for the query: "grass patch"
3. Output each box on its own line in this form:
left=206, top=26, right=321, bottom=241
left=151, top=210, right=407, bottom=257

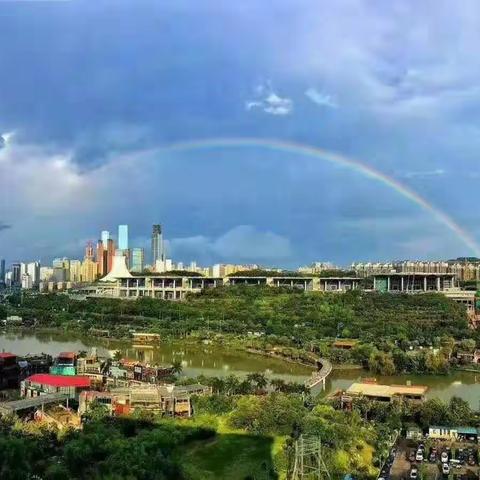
left=182, top=432, right=278, bottom=480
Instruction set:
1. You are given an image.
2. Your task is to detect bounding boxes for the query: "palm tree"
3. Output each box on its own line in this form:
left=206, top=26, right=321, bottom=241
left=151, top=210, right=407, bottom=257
left=171, top=360, right=183, bottom=376
left=270, top=378, right=286, bottom=392
left=210, top=377, right=226, bottom=394
left=224, top=375, right=240, bottom=396
left=246, top=372, right=268, bottom=391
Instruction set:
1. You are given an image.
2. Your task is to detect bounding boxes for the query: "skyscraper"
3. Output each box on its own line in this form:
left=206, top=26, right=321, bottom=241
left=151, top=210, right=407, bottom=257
left=96, top=240, right=105, bottom=276
left=130, top=248, right=145, bottom=273
left=0, top=259, right=5, bottom=284
left=106, top=238, right=115, bottom=273
left=101, top=230, right=110, bottom=246
left=85, top=241, right=95, bottom=261
left=118, top=225, right=129, bottom=251
left=151, top=224, right=165, bottom=267
left=27, top=261, right=40, bottom=286
left=11, top=263, right=21, bottom=286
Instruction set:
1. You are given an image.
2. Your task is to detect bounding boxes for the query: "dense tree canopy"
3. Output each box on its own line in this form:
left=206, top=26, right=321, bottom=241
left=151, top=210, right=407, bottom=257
left=6, top=288, right=469, bottom=346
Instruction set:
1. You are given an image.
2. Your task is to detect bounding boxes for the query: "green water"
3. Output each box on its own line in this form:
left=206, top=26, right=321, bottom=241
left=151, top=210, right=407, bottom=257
left=0, top=331, right=313, bottom=383
left=2, top=331, right=480, bottom=407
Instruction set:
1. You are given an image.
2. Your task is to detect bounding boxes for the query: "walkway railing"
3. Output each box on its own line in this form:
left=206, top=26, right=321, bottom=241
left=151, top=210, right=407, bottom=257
left=305, top=358, right=333, bottom=390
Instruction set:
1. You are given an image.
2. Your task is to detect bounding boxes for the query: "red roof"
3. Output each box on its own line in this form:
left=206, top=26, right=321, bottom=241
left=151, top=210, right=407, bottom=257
left=58, top=352, right=76, bottom=359
left=0, top=353, right=16, bottom=359
left=27, top=374, right=90, bottom=388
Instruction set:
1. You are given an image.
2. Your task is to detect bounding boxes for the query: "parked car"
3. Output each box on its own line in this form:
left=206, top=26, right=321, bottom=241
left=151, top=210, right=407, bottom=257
left=441, top=451, right=449, bottom=463
left=410, top=467, right=418, bottom=479
left=416, top=450, right=424, bottom=462
left=442, top=463, right=450, bottom=475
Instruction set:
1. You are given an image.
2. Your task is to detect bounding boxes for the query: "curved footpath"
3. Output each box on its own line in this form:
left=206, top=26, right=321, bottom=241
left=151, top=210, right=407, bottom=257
left=304, top=358, right=332, bottom=390
left=244, top=347, right=333, bottom=390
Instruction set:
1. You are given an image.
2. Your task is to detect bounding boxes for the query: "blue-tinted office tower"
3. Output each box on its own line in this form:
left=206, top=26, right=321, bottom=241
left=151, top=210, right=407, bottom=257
left=0, top=259, right=5, bottom=284
left=118, top=225, right=129, bottom=250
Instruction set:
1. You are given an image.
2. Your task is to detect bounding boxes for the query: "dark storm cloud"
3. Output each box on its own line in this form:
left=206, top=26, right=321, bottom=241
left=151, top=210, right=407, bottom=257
left=1, top=0, right=480, bottom=264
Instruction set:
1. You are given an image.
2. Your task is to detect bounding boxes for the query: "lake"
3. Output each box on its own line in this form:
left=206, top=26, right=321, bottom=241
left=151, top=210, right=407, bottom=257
left=2, top=331, right=480, bottom=407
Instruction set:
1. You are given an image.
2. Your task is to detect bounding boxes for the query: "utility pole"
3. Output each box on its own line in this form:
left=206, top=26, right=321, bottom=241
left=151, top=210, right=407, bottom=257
left=291, top=435, right=330, bottom=480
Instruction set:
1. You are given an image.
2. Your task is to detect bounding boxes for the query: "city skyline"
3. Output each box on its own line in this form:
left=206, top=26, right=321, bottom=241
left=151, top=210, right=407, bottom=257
left=2, top=220, right=480, bottom=271
left=2, top=1, right=480, bottom=267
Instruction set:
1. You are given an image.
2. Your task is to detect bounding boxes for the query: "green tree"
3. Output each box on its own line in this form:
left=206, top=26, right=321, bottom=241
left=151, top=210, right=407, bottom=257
left=368, top=351, right=396, bottom=375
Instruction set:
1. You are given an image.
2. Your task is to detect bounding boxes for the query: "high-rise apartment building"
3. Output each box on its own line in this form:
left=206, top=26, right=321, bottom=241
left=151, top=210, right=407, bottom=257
left=81, top=258, right=98, bottom=282
left=85, top=241, right=95, bottom=261
left=106, top=238, right=115, bottom=273
left=11, top=263, right=21, bottom=286
left=40, top=267, right=54, bottom=282
left=118, top=225, right=129, bottom=251
left=27, top=261, right=40, bottom=286
left=97, top=231, right=116, bottom=277
left=96, top=240, right=105, bottom=277
left=151, top=224, right=165, bottom=268
left=130, top=248, right=145, bottom=273
left=70, top=260, right=82, bottom=282
left=52, top=258, right=70, bottom=281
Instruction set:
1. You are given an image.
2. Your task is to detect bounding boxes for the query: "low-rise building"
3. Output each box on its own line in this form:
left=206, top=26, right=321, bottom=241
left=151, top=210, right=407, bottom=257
left=80, top=383, right=211, bottom=417
left=50, top=352, right=76, bottom=376
left=428, top=426, right=479, bottom=441
left=21, top=374, right=91, bottom=400
left=345, top=382, right=428, bottom=402
left=372, top=272, right=456, bottom=293
left=0, top=353, right=20, bottom=389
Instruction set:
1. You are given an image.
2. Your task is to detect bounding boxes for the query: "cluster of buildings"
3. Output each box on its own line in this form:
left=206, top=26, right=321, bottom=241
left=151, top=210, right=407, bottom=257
left=350, top=260, right=480, bottom=282
left=0, top=224, right=167, bottom=291
left=0, top=348, right=211, bottom=423
left=1, top=224, right=479, bottom=314
left=0, top=223, right=260, bottom=293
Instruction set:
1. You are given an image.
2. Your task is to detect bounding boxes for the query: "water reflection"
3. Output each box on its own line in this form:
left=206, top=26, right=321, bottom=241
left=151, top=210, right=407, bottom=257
left=0, top=332, right=312, bottom=383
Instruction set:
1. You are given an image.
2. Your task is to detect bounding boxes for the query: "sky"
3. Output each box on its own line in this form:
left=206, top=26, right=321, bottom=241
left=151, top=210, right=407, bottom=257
left=1, top=0, right=480, bottom=268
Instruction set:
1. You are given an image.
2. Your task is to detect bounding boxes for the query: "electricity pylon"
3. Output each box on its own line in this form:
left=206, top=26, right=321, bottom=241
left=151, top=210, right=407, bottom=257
left=291, top=435, right=331, bottom=480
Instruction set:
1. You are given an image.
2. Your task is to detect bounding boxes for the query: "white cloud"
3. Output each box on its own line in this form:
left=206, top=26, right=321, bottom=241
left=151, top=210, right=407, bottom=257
left=0, top=131, right=15, bottom=147
left=169, top=225, right=293, bottom=263
left=402, top=169, right=446, bottom=179
left=305, top=88, right=338, bottom=108
left=253, top=0, right=480, bottom=119
left=246, top=81, right=293, bottom=116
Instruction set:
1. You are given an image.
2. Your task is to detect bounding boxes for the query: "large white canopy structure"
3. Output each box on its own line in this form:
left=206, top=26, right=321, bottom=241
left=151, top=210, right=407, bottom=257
left=100, top=254, right=133, bottom=282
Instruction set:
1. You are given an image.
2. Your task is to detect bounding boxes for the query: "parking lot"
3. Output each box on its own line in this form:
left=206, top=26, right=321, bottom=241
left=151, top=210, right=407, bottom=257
left=384, top=438, right=480, bottom=480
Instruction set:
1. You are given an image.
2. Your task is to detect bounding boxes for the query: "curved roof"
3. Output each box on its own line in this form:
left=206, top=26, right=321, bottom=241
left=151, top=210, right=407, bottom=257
left=100, top=254, right=133, bottom=281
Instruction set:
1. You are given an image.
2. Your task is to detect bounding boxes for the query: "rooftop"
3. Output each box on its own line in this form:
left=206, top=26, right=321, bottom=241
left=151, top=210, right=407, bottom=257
left=373, top=272, right=455, bottom=277
left=0, top=352, right=16, bottom=359
left=27, top=374, right=91, bottom=388
left=58, top=352, right=76, bottom=359
left=346, top=382, right=428, bottom=398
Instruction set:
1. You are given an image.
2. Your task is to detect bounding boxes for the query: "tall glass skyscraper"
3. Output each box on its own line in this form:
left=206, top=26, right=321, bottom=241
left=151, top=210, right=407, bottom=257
left=0, top=259, right=5, bottom=285
left=118, top=225, right=129, bottom=250
left=151, top=224, right=165, bottom=266
left=130, top=248, right=145, bottom=272
left=101, top=230, right=110, bottom=246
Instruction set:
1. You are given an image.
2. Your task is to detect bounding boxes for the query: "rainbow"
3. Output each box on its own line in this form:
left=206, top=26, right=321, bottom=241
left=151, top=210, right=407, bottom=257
left=161, top=137, right=480, bottom=256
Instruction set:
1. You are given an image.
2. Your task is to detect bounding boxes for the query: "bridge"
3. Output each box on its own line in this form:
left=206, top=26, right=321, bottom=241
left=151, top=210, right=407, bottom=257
left=305, top=358, right=333, bottom=391
left=0, top=394, right=69, bottom=415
